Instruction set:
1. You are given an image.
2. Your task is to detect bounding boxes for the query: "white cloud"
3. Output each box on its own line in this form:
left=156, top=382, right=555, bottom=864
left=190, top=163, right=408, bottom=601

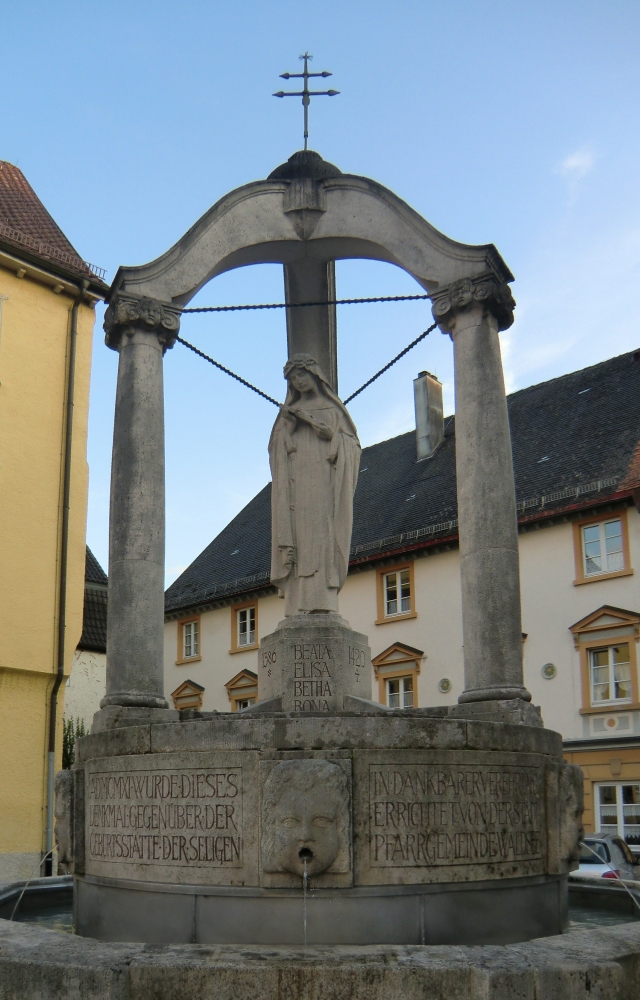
left=556, top=148, right=595, bottom=182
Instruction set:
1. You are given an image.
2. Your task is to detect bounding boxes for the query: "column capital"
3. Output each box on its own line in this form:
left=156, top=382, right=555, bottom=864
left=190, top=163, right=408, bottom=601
left=104, top=292, right=181, bottom=352
left=431, top=273, right=515, bottom=334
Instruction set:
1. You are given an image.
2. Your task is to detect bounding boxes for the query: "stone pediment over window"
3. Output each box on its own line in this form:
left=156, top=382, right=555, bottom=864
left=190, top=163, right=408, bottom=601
left=225, top=669, right=258, bottom=711
left=372, top=643, right=424, bottom=709
left=569, top=605, right=640, bottom=650
left=372, top=642, right=424, bottom=673
left=171, top=679, right=205, bottom=711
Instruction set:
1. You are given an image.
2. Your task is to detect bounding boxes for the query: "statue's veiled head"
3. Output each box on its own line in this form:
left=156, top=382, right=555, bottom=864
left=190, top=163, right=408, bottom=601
left=262, top=759, right=350, bottom=877
left=283, top=354, right=330, bottom=401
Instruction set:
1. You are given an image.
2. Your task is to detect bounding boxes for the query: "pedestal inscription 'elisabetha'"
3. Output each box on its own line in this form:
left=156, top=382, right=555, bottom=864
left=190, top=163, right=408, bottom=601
left=258, top=613, right=371, bottom=711
left=84, top=752, right=258, bottom=885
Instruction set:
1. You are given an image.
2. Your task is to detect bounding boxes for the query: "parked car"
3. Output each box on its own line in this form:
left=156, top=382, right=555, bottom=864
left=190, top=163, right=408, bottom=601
left=577, top=834, right=639, bottom=881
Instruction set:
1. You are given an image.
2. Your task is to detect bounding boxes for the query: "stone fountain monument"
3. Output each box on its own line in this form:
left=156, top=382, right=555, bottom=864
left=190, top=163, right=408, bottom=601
left=64, top=149, right=583, bottom=946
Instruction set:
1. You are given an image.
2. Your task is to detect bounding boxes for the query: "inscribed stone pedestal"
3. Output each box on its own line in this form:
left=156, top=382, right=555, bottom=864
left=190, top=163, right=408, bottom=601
left=258, top=613, right=372, bottom=712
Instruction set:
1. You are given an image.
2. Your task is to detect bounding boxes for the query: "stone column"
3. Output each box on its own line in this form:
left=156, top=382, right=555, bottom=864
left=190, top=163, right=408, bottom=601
left=100, top=294, right=180, bottom=709
left=284, top=258, right=337, bottom=391
left=432, top=276, right=531, bottom=704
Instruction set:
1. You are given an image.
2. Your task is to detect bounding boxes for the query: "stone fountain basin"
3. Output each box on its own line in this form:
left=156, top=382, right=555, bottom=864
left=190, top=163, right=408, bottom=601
left=1, top=917, right=640, bottom=999
left=70, top=712, right=576, bottom=946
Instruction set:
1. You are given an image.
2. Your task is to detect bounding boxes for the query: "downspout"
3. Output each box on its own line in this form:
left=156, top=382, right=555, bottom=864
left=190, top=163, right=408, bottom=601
left=44, top=278, right=89, bottom=876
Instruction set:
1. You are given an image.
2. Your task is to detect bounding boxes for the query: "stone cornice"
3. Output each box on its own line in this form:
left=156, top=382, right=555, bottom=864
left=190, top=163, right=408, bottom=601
left=431, top=273, right=516, bottom=333
left=104, top=292, right=181, bottom=351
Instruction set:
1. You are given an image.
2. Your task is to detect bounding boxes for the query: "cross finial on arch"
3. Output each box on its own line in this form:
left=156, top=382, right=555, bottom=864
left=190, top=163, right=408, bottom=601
left=273, top=53, right=340, bottom=150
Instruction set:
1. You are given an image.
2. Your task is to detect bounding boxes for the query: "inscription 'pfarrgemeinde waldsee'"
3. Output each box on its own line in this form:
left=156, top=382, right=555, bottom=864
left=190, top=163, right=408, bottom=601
left=369, top=765, right=542, bottom=867
left=87, top=768, right=243, bottom=867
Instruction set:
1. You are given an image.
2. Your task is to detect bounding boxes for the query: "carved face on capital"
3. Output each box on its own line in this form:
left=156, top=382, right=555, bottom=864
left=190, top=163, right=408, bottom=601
left=138, top=299, right=164, bottom=329
left=262, top=760, right=349, bottom=878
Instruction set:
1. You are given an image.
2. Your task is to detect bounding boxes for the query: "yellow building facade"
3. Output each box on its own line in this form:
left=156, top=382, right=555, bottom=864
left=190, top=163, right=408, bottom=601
left=0, top=162, right=106, bottom=881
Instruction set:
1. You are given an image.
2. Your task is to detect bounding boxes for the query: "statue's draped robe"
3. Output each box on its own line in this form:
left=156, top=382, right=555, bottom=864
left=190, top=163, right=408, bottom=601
left=269, top=397, right=360, bottom=615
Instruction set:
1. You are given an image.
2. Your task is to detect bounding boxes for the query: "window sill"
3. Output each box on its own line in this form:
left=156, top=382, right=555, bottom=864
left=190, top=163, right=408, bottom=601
left=175, top=656, right=202, bottom=666
left=574, top=568, right=634, bottom=586
left=229, top=643, right=260, bottom=654
left=579, top=702, right=639, bottom=715
left=375, top=611, right=417, bottom=626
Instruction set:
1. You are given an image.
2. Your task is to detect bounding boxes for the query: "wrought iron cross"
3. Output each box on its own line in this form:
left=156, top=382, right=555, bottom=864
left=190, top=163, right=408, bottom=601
left=273, top=52, right=339, bottom=150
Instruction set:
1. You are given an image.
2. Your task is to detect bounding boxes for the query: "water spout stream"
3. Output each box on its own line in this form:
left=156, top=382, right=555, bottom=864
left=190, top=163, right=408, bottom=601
left=303, top=858, right=308, bottom=946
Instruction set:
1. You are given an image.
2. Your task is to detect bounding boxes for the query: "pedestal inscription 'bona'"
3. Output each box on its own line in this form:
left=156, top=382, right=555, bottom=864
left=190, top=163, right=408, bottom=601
left=84, top=752, right=258, bottom=885
left=354, top=751, right=547, bottom=885
left=258, top=613, right=372, bottom=711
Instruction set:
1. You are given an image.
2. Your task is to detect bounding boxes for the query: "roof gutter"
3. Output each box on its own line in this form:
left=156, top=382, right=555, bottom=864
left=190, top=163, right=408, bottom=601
left=44, top=279, right=89, bottom=876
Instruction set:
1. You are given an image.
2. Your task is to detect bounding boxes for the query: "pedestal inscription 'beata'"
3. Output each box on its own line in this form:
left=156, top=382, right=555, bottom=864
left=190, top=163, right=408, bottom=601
left=258, top=613, right=372, bottom=711
left=85, top=752, right=258, bottom=885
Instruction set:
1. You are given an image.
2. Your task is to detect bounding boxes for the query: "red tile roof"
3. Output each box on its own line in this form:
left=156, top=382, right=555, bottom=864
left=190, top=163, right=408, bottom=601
left=0, top=161, right=103, bottom=279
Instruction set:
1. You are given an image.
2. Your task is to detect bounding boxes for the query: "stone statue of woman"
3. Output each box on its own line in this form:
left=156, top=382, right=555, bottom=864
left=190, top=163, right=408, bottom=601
left=269, top=354, right=361, bottom=616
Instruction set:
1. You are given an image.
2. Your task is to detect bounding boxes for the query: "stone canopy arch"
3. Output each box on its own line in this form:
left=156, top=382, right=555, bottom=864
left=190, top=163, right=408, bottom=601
left=102, top=149, right=528, bottom=718
left=110, top=149, right=512, bottom=306
left=108, top=150, right=515, bottom=392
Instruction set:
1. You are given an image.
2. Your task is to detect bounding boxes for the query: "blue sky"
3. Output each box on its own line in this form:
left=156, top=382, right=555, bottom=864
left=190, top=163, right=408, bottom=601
left=4, top=1, right=640, bottom=581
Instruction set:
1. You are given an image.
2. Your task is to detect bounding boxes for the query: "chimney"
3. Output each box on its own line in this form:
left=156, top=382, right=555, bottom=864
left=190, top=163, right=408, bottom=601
left=414, top=371, right=444, bottom=461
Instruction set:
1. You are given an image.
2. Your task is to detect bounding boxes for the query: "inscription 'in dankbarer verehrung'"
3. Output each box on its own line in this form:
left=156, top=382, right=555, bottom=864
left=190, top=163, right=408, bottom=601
left=369, top=765, right=542, bottom=867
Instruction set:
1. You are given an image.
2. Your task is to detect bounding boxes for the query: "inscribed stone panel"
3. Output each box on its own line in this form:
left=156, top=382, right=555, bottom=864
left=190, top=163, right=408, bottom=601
left=84, top=751, right=258, bottom=885
left=353, top=750, right=547, bottom=885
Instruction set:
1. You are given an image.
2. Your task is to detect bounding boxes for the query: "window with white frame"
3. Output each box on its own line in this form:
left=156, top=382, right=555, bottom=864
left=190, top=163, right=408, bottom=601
left=386, top=675, right=414, bottom=709
left=582, top=518, right=624, bottom=577
left=596, top=783, right=640, bottom=852
left=182, top=620, right=199, bottom=659
left=237, top=606, right=256, bottom=647
left=589, top=643, right=631, bottom=704
left=384, top=569, right=411, bottom=617
left=235, top=697, right=255, bottom=711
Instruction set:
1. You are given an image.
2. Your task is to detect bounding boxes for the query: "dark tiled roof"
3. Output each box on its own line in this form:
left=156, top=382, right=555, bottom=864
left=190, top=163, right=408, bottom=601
left=79, top=547, right=107, bottom=652
left=85, top=547, right=108, bottom=586
left=165, top=349, right=640, bottom=616
left=0, top=161, right=96, bottom=278
left=78, top=589, right=107, bottom=652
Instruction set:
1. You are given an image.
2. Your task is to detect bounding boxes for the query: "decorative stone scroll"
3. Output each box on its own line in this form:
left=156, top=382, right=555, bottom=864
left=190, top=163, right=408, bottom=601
left=431, top=273, right=516, bottom=333
left=84, top=752, right=258, bottom=885
left=104, top=292, right=181, bottom=351
left=354, top=750, right=546, bottom=885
